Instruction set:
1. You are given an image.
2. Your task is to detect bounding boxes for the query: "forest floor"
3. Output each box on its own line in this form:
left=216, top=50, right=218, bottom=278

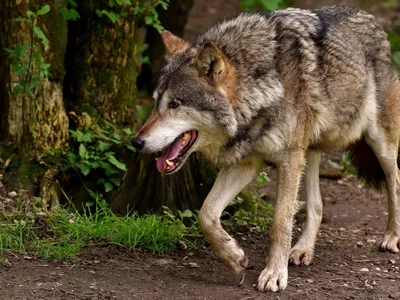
left=1, top=151, right=400, bottom=300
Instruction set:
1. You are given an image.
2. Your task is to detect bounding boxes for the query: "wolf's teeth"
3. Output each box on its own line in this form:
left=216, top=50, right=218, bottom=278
left=182, top=132, right=190, bottom=141
left=155, top=158, right=158, bottom=161
left=166, top=160, right=173, bottom=167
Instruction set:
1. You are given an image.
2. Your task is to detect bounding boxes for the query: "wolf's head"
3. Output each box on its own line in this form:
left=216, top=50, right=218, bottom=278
left=132, top=31, right=238, bottom=174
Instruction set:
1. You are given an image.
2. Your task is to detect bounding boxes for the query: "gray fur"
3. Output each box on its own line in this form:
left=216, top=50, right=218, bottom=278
left=136, top=6, right=400, bottom=292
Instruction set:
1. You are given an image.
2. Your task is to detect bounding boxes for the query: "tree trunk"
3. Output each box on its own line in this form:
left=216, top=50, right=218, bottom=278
left=0, top=0, right=69, bottom=206
left=0, top=0, right=69, bottom=150
left=64, top=0, right=137, bottom=127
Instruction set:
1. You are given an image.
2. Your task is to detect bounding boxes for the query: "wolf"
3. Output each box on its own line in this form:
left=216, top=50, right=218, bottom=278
left=132, top=5, right=400, bottom=292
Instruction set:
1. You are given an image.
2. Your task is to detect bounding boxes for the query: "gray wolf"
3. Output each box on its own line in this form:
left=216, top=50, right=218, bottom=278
left=132, top=5, right=400, bottom=292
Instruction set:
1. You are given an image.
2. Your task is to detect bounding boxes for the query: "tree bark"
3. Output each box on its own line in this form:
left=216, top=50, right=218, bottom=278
left=64, top=0, right=137, bottom=127
left=0, top=0, right=69, bottom=151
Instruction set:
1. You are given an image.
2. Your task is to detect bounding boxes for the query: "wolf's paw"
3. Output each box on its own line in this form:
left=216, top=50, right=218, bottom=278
left=289, top=247, right=314, bottom=266
left=257, top=265, right=288, bottom=292
left=380, top=232, right=400, bottom=253
left=214, top=239, right=248, bottom=278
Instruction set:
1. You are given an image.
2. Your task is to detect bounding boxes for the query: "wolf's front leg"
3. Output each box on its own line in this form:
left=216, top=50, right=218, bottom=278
left=257, top=150, right=305, bottom=292
left=198, top=160, right=259, bottom=281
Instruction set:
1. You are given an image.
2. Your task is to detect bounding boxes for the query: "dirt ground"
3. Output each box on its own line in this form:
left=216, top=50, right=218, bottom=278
left=2, top=152, right=400, bottom=300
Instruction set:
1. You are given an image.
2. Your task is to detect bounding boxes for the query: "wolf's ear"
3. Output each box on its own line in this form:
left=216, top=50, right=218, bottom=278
left=162, top=30, right=189, bottom=56
left=196, top=41, right=227, bottom=83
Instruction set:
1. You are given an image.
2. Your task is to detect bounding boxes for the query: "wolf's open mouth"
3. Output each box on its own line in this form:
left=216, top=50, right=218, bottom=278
left=156, top=130, right=198, bottom=173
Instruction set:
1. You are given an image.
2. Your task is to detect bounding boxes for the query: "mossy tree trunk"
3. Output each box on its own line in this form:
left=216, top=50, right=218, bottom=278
left=0, top=0, right=69, bottom=205
left=0, top=0, right=69, bottom=151
left=64, top=0, right=137, bottom=127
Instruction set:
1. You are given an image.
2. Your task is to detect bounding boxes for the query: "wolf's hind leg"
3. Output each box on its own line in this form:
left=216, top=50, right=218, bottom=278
left=198, top=160, right=260, bottom=280
left=365, top=133, right=400, bottom=253
left=290, top=151, right=322, bottom=265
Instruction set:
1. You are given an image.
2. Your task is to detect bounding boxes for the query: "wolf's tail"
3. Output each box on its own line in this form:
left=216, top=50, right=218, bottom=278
left=346, top=137, right=397, bottom=190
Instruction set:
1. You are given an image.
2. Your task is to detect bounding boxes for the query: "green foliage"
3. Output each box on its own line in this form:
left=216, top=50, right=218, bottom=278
left=223, top=171, right=273, bottom=232
left=136, top=103, right=154, bottom=123
left=256, top=171, right=270, bottom=185
left=162, top=206, right=200, bottom=236
left=4, top=5, right=51, bottom=98
left=0, top=194, right=186, bottom=260
left=60, top=0, right=80, bottom=21
left=95, top=0, right=169, bottom=33
left=64, top=121, right=135, bottom=195
left=239, top=0, right=283, bottom=11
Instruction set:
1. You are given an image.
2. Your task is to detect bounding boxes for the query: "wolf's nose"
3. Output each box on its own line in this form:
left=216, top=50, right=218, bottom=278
left=132, top=137, right=145, bottom=150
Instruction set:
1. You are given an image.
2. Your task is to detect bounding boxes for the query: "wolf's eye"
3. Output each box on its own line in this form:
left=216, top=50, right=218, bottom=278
left=169, top=100, right=180, bottom=109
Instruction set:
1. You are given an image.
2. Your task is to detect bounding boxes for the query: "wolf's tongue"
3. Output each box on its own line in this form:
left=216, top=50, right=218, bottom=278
left=156, top=135, right=183, bottom=173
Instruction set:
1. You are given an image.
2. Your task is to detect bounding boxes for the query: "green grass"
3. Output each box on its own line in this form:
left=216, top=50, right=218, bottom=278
left=0, top=204, right=186, bottom=260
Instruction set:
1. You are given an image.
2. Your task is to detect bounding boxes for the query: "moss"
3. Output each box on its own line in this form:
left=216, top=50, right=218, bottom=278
left=0, top=146, right=14, bottom=161
left=18, top=163, right=45, bottom=181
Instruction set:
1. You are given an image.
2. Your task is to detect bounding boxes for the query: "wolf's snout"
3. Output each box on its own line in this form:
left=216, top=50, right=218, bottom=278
left=131, top=136, right=145, bottom=150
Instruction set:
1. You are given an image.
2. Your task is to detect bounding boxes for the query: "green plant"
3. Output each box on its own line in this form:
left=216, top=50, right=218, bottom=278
left=96, top=0, right=169, bottom=33
left=4, top=5, right=51, bottom=98
left=0, top=193, right=188, bottom=260
left=65, top=122, right=135, bottom=194
left=223, top=171, right=273, bottom=232
left=239, top=0, right=283, bottom=11
left=60, top=0, right=80, bottom=21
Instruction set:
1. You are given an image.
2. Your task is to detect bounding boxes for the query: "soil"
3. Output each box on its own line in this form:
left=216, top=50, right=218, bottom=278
left=2, top=1, right=400, bottom=300
left=2, top=153, right=400, bottom=300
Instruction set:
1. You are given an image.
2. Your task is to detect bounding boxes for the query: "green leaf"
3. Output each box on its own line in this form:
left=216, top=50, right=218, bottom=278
left=85, top=201, right=94, bottom=207
left=12, top=85, right=23, bottom=96
left=107, top=155, right=126, bottom=171
left=144, top=15, right=153, bottom=25
left=12, top=61, right=27, bottom=76
left=27, top=10, right=35, bottom=18
left=98, top=141, right=111, bottom=152
left=81, top=131, right=92, bottom=142
left=36, top=5, right=50, bottom=16
left=27, top=77, right=39, bottom=90
left=33, top=25, right=48, bottom=46
left=110, top=178, right=121, bottom=187
left=160, top=1, right=169, bottom=10
left=181, top=210, right=194, bottom=218
left=68, top=0, right=78, bottom=8
left=67, top=152, right=77, bottom=164
left=3, top=48, right=14, bottom=55
left=99, top=161, right=119, bottom=177
left=60, top=8, right=80, bottom=21
left=96, top=9, right=119, bottom=23
left=34, top=50, right=42, bottom=69
left=126, top=145, right=137, bottom=153
left=77, top=163, right=91, bottom=176
left=104, top=182, right=113, bottom=192
left=79, top=143, right=88, bottom=158
left=260, top=0, right=282, bottom=11
left=122, top=128, right=133, bottom=135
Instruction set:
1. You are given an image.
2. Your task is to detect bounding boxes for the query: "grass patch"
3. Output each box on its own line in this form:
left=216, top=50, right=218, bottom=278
left=0, top=198, right=187, bottom=260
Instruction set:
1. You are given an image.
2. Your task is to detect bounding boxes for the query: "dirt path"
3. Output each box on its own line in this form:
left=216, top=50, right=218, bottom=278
left=2, top=167, right=400, bottom=300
